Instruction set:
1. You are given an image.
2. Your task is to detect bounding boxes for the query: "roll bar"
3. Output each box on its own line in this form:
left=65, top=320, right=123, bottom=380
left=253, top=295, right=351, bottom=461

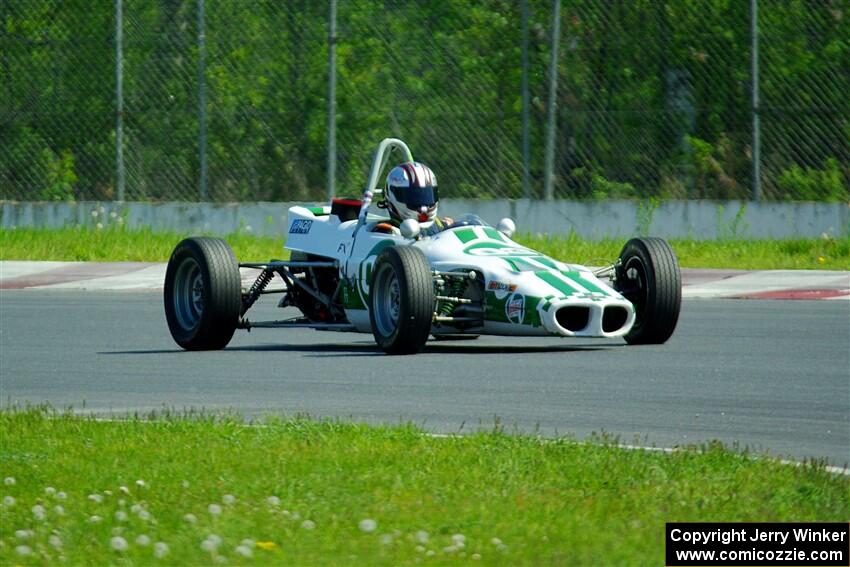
left=357, top=138, right=414, bottom=225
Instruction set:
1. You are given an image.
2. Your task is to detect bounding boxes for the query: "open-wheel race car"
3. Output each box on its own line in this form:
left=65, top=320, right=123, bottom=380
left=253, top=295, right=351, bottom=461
left=164, top=138, right=681, bottom=354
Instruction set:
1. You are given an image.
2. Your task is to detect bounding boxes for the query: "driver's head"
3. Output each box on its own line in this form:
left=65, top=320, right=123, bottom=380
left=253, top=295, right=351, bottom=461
left=385, top=162, right=438, bottom=224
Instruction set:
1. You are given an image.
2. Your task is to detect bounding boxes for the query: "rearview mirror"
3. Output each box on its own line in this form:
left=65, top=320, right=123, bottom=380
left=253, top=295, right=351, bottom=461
left=400, top=218, right=421, bottom=239
left=497, top=217, right=516, bottom=238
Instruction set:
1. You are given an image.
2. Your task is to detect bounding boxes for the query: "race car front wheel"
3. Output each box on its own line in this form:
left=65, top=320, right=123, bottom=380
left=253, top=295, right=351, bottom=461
left=164, top=237, right=241, bottom=350
left=369, top=246, right=435, bottom=354
left=615, top=237, right=681, bottom=345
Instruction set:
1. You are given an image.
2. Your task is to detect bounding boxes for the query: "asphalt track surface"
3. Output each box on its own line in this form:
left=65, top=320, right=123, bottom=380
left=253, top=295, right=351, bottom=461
left=1, top=290, right=848, bottom=467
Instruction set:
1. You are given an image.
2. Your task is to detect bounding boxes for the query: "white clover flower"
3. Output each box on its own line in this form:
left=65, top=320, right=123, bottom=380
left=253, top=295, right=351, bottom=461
left=88, top=515, right=103, bottom=523
left=415, top=530, right=429, bottom=544
left=104, top=490, right=112, bottom=496
left=281, top=509, right=291, bottom=517
left=184, top=513, right=197, bottom=524
left=138, top=509, right=151, bottom=521
left=240, top=538, right=255, bottom=547
left=472, top=553, right=481, bottom=560
left=379, top=534, right=393, bottom=545
left=53, top=505, right=65, bottom=516
left=136, top=534, right=151, bottom=546
left=415, top=545, right=425, bottom=553
left=290, top=511, right=301, bottom=521
left=91, top=210, right=99, bottom=218
left=222, top=494, right=235, bottom=505
left=88, top=493, right=103, bottom=503
left=110, top=211, right=118, bottom=219
left=116, top=217, right=125, bottom=225
left=208, top=503, right=222, bottom=516
left=130, top=503, right=143, bottom=514
left=45, top=486, right=56, bottom=496
left=426, top=550, right=436, bottom=557
left=3, top=496, right=15, bottom=506
left=359, top=518, right=377, bottom=533
left=119, top=486, right=130, bottom=494
left=110, top=536, right=129, bottom=551
left=56, top=491, right=67, bottom=500
left=135, top=479, right=146, bottom=488
left=96, top=222, right=103, bottom=230
left=266, top=495, right=280, bottom=506
left=15, top=529, right=34, bottom=539
left=301, top=520, right=316, bottom=530
left=235, top=544, right=253, bottom=557
left=490, top=537, right=502, bottom=546
left=49, top=535, right=63, bottom=549
left=118, top=499, right=126, bottom=507
left=32, top=504, right=46, bottom=520
left=181, top=480, right=190, bottom=489
left=245, top=225, right=253, bottom=233
left=154, top=542, right=169, bottom=558
left=15, top=544, right=32, bottom=556
left=443, top=545, right=458, bottom=553
left=99, top=206, right=106, bottom=214
left=452, top=533, right=466, bottom=546
left=115, top=510, right=128, bottom=522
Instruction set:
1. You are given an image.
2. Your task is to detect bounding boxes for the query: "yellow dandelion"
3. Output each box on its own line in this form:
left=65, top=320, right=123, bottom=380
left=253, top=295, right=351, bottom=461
left=256, top=541, right=277, bottom=551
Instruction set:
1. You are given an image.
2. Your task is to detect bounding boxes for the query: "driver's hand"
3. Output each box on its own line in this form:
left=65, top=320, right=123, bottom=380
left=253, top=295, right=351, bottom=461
left=443, top=217, right=454, bottom=226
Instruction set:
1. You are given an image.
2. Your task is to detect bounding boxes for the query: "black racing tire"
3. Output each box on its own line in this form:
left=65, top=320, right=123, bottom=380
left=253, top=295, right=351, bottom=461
left=615, top=237, right=681, bottom=345
left=369, top=246, right=435, bottom=354
left=164, top=237, right=241, bottom=350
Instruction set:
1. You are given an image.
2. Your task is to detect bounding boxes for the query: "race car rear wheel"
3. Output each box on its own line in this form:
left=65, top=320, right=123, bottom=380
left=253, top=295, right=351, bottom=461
left=370, top=246, right=435, bottom=354
left=615, top=237, right=681, bottom=345
left=164, top=237, right=241, bottom=350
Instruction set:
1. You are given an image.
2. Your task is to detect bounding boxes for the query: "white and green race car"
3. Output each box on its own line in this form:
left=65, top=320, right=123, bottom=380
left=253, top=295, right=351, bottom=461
left=164, top=138, right=681, bottom=354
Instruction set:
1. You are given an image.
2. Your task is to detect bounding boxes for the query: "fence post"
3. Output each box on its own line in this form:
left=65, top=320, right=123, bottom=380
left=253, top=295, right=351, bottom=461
left=327, top=0, right=337, bottom=202
left=115, top=0, right=125, bottom=201
left=543, top=0, right=560, bottom=201
left=198, top=0, right=208, bottom=201
left=750, top=0, right=761, bottom=201
left=520, top=0, right=530, bottom=199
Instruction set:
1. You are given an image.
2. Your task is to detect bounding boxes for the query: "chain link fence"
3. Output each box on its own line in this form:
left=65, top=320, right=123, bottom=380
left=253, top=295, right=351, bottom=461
left=1, top=0, right=848, bottom=203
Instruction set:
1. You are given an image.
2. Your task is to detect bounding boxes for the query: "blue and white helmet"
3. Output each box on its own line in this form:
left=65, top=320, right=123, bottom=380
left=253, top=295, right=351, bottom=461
left=385, top=162, right=439, bottom=223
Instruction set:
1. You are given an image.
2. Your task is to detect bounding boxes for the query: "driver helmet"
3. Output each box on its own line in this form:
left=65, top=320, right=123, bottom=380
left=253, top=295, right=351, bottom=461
left=385, top=162, right=439, bottom=224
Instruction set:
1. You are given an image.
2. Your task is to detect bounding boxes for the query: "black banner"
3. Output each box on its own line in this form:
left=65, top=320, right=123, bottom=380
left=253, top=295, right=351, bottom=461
left=666, top=523, right=849, bottom=566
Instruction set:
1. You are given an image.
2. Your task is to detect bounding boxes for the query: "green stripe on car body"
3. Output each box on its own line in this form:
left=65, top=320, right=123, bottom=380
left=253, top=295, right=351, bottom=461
left=535, top=270, right=578, bottom=297
left=483, top=227, right=506, bottom=241
left=454, top=228, right=478, bottom=244
left=561, top=270, right=606, bottom=295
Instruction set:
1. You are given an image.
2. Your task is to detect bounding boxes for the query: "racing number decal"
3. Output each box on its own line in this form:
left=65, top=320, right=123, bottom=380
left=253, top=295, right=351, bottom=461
left=355, top=240, right=396, bottom=308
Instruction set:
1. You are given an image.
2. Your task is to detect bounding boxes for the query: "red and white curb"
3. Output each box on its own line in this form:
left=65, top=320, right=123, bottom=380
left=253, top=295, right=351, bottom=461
left=0, top=261, right=848, bottom=300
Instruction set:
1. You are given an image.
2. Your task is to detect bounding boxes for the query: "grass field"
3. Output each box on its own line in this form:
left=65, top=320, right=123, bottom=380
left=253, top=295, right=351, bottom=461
left=1, top=226, right=848, bottom=269
left=1, top=408, right=847, bottom=566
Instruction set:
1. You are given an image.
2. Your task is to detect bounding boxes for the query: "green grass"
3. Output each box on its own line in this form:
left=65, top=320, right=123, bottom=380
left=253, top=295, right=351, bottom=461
left=1, top=227, right=848, bottom=269
left=1, top=409, right=847, bottom=566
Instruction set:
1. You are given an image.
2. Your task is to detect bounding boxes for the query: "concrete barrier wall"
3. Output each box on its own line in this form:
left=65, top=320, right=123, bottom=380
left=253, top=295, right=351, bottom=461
left=2, top=199, right=847, bottom=240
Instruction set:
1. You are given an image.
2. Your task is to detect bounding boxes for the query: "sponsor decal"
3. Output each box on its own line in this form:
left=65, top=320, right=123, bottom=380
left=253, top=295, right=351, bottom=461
left=289, top=219, right=313, bottom=234
left=337, top=242, right=347, bottom=254
left=487, top=279, right=517, bottom=300
left=505, top=293, right=525, bottom=324
left=487, top=280, right=518, bottom=292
